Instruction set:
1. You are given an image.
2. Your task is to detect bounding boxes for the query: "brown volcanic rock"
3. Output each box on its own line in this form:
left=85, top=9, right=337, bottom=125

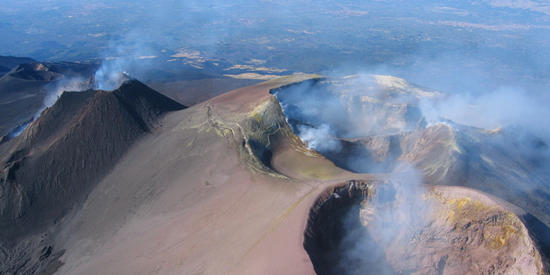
left=16, top=90, right=99, bottom=147
left=392, top=123, right=550, bottom=227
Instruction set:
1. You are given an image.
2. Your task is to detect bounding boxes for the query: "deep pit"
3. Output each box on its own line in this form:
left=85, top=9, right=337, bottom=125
left=303, top=180, right=543, bottom=275
left=303, top=180, right=398, bottom=275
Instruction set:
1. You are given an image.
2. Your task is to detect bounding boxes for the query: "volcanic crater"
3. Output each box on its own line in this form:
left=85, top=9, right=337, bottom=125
left=270, top=75, right=549, bottom=274
left=303, top=180, right=542, bottom=275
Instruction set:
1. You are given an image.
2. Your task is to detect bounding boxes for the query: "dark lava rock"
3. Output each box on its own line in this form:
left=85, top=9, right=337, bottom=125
left=0, top=79, right=185, bottom=243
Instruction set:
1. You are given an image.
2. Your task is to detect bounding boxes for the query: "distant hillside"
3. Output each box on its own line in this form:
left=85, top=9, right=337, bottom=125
left=0, top=56, right=36, bottom=71
left=0, top=65, right=10, bottom=77
left=0, top=56, right=36, bottom=78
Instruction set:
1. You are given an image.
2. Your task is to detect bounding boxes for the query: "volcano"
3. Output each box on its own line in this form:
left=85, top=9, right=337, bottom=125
left=0, top=78, right=185, bottom=273
left=0, top=74, right=548, bottom=274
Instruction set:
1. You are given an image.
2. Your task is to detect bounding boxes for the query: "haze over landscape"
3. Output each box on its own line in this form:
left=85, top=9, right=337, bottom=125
left=2, top=1, right=550, bottom=274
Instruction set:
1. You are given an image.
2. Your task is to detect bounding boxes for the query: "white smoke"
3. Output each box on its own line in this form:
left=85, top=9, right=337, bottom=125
left=94, top=67, right=130, bottom=91
left=38, top=77, right=88, bottom=117
left=336, top=182, right=432, bottom=275
left=6, top=122, right=31, bottom=139
left=6, top=62, right=134, bottom=140
left=93, top=30, right=159, bottom=91
left=94, top=64, right=125, bottom=91
left=6, top=76, right=90, bottom=139
left=420, top=86, right=550, bottom=140
left=297, top=123, right=342, bottom=152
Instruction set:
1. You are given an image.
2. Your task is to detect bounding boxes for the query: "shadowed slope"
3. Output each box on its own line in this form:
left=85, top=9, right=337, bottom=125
left=0, top=65, right=10, bottom=77
left=112, top=78, right=188, bottom=131
left=0, top=56, right=36, bottom=68
left=0, top=79, right=185, bottom=244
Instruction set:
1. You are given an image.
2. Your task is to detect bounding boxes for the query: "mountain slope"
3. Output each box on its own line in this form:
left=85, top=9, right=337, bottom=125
left=0, top=79, right=185, bottom=243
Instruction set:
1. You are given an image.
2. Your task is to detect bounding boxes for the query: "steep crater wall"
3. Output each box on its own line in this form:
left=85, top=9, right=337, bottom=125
left=304, top=181, right=544, bottom=275
left=303, top=180, right=398, bottom=275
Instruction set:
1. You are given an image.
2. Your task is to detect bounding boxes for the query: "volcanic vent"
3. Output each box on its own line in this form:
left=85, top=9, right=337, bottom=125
left=304, top=180, right=542, bottom=275
left=303, top=180, right=392, bottom=275
left=273, top=74, right=550, bottom=235
left=270, top=75, right=548, bottom=274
